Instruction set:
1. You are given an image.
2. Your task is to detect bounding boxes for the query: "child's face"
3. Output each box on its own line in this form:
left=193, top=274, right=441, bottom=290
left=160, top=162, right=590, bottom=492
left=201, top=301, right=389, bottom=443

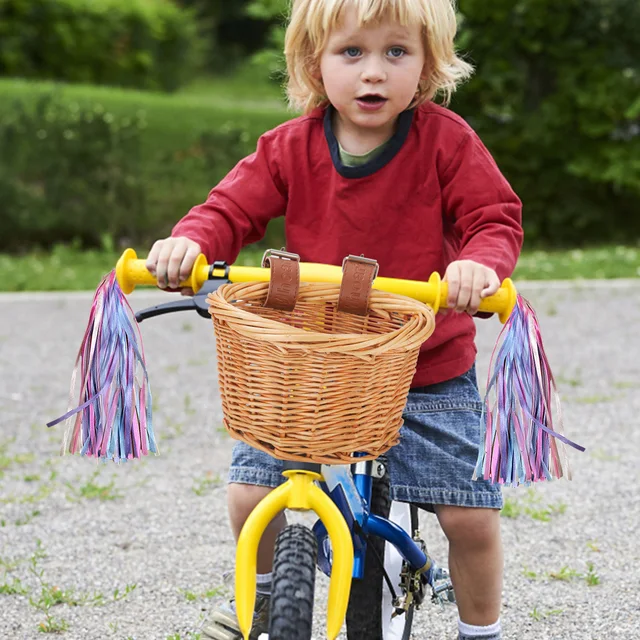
left=319, top=8, right=426, bottom=140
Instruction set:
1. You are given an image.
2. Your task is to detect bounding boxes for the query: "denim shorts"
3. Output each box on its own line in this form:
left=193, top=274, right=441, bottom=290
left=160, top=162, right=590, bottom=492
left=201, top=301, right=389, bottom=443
left=228, top=364, right=503, bottom=511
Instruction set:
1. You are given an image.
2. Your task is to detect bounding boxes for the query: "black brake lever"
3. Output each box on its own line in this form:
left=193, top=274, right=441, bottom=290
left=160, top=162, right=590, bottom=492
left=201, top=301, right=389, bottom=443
left=135, top=279, right=230, bottom=323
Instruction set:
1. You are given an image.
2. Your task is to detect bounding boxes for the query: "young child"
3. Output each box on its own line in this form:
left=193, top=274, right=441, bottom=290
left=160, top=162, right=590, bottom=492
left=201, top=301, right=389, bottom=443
left=147, top=0, right=523, bottom=638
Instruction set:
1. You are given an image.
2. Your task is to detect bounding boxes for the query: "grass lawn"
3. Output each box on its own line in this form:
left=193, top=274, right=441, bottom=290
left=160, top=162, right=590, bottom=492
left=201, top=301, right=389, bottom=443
left=0, top=245, right=638, bottom=293
left=0, top=72, right=290, bottom=158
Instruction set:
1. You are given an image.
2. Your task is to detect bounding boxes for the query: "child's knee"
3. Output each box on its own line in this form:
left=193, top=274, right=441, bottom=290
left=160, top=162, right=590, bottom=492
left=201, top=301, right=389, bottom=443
left=436, top=505, right=501, bottom=549
left=228, top=483, right=275, bottom=521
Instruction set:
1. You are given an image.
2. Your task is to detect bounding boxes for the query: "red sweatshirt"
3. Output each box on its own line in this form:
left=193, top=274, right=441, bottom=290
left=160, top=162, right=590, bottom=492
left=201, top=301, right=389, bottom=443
left=172, top=102, right=523, bottom=386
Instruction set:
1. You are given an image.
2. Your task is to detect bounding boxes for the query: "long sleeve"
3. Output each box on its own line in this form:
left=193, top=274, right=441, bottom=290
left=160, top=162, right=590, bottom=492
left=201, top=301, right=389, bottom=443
left=171, top=132, right=287, bottom=264
left=441, top=130, right=524, bottom=281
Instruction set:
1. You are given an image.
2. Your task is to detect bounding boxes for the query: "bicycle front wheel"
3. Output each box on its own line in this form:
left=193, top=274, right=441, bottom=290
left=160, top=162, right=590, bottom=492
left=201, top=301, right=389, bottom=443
left=346, top=474, right=418, bottom=640
left=269, top=524, right=317, bottom=640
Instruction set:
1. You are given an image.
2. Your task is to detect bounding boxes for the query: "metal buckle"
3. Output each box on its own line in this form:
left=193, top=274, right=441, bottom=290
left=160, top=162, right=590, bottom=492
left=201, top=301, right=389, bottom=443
left=261, top=248, right=301, bottom=268
left=342, top=254, right=379, bottom=280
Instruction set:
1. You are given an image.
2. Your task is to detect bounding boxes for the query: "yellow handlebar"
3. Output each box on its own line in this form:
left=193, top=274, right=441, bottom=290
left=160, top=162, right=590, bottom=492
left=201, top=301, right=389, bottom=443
left=116, top=249, right=518, bottom=323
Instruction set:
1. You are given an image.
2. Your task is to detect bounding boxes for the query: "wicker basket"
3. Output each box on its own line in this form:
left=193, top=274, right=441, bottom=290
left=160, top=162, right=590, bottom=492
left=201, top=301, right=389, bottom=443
left=207, top=261, right=435, bottom=464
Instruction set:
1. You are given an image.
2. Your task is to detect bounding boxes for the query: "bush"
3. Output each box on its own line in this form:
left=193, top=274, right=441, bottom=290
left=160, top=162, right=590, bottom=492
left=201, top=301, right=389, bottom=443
left=453, top=0, right=640, bottom=246
left=175, top=0, right=273, bottom=71
left=0, top=93, right=146, bottom=250
left=244, top=0, right=288, bottom=80
left=0, top=80, right=289, bottom=252
left=0, top=0, right=205, bottom=91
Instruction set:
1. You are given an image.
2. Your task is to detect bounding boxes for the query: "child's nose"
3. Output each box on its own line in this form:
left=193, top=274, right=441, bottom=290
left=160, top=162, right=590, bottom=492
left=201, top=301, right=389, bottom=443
left=360, top=58, right=387, bottom=83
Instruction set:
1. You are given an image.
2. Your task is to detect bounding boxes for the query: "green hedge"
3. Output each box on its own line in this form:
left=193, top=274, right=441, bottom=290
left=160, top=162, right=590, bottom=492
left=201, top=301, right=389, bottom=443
left=0, top=93, right=147, bottom=248
left=0, top=79, right=288, bottom=252
left=0, top=0, right=204, bottom=91
left=453, top=0, right=640, bottom=246
left=175, top=0, right=273, bottom=70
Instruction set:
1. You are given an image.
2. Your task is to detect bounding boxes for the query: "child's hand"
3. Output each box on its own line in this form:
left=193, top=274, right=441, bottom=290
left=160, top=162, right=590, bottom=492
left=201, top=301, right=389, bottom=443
left=443, top=260, right=500, bottom=315
left=146, top=236, right=202, bottom=294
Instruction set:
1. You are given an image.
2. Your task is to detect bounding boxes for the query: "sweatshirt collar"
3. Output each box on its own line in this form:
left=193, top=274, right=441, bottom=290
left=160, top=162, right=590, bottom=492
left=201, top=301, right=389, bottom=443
left=323, top=105, right=414, bottom=179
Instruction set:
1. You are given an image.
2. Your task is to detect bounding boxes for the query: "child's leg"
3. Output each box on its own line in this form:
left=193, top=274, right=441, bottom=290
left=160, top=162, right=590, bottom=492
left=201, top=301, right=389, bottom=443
left=227, top=483, right=287, bottom=574
left=202, top=446, right=285, bottom=639
left=435, top=505, right=503, bottom=630
left=387, top=365, right=504, bottom=639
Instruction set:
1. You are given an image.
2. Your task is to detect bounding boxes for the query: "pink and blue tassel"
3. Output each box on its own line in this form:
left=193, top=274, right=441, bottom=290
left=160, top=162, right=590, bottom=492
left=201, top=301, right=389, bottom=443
left=47, top=271, right=156, bottom=462
left=475, top=294, right=584, bottom=487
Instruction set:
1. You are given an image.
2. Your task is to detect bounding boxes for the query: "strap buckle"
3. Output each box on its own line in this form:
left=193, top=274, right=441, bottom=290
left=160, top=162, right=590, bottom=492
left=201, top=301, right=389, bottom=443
left=261, top=248, right=300, bottom=268
left=342, top=254, right=379, bottom=280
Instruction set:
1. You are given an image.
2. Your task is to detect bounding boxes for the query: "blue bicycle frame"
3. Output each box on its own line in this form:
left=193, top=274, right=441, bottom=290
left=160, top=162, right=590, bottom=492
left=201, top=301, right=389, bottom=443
left=312, top=460, right=434, bottom=581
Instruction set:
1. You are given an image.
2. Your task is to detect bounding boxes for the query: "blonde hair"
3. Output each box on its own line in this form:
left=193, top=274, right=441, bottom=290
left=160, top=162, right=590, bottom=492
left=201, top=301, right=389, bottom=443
left=284, top=0, right=473, bottom=114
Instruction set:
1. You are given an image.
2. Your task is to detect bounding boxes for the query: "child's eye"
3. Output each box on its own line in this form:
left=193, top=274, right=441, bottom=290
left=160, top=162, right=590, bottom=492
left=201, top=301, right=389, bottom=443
left=388, top=47, right=406, bottom=58
left=342, top=47, right=362, bottom=58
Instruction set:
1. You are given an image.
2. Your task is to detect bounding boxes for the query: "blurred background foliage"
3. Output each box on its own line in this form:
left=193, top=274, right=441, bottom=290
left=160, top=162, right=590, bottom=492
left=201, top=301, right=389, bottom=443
left=0, top=0, right=638, bottom=254
left=0, top=0, right=204, bottom=90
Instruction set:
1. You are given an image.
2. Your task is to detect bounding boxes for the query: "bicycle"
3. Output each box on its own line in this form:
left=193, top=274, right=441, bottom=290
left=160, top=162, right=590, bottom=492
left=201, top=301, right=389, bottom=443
left=124, top=250, right=518, bottom=640
left=135, top=280, right=454, bottom=640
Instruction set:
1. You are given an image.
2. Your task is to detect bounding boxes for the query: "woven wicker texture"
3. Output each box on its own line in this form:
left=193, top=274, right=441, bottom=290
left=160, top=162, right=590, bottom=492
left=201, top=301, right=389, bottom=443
left=208, top=281, right=436, bottom=464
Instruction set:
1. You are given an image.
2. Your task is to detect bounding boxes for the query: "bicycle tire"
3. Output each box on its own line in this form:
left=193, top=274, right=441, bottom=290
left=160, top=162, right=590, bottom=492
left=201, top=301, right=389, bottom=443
left=268, top=524, right=317, bottom=640
left=346, top=473, right=418, bottom=640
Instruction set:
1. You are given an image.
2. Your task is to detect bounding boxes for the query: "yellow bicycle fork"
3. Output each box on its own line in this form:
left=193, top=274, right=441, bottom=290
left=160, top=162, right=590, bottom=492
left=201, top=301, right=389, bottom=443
left=235, top=470, right=354, bottom=640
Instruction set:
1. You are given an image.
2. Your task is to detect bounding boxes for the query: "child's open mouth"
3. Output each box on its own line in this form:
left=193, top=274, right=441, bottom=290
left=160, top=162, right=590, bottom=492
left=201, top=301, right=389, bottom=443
left=356, top=95, right=388, bottom=111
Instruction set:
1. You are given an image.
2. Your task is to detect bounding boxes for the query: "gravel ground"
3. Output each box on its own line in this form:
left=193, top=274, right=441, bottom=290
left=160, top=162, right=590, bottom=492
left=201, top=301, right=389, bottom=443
left=0, top=281, right=639, bottom=640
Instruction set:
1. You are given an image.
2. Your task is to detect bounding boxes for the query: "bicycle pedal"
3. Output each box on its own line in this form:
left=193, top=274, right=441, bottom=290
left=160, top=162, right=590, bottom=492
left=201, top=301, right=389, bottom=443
left=431, top=582, right=456, bottom=606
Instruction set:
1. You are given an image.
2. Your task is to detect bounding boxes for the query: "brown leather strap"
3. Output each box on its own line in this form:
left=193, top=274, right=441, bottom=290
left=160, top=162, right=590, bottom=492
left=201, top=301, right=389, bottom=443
left=337, top=255, right=379, bottom=316
left=262, top=250, right=300, bottom=311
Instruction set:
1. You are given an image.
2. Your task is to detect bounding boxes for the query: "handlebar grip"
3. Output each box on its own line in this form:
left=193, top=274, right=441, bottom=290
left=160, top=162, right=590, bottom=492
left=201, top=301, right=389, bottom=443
left=473, top=279, right=518, bottom=323
left=115, top=249, right=210, bottom=294
left=372, top=271, right=517, bottom=324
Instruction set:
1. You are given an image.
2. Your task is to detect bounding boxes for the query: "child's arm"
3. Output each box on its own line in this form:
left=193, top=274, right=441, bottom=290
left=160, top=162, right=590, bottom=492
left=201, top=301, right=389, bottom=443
left=146, top=132, right=287, bottom=291
left=441, top=129, right=524, bottom=315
